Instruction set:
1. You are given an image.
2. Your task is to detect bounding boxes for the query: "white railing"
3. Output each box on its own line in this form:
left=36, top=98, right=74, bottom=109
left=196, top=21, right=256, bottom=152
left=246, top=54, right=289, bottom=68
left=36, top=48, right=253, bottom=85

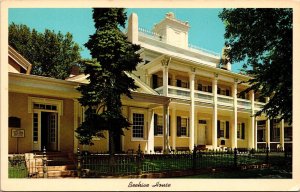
left=254, top=101, right=265, bottom=110
left=188, top=44, right=220, bottom=57
left=168, top=86, right=190, bottom=99
left=155, top=86, right=164, bottom=95
left=194, top=90, right=213, bottom=103
left=138, top=26, right=220, bottom=57
left=217, top=95, right=233, bottom=107
left=237, top=98, right=251, bottom=110
left=138, top=27, right=166, bottom=43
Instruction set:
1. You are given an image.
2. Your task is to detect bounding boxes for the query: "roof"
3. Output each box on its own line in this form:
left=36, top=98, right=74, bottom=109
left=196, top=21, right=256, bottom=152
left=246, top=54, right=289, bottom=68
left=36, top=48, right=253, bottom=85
left=8, top=45, right=32, bottom=74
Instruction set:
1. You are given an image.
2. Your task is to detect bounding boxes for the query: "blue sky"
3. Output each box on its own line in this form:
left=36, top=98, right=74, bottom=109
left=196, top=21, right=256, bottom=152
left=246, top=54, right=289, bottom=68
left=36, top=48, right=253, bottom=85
left=8, top=8, right=242, bottom=72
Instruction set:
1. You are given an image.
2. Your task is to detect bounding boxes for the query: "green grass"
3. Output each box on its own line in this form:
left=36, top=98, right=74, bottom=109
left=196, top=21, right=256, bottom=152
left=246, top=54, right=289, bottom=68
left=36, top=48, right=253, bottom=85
left=183, top=167, right=292, bottom=178
left=9, top=164, right=28, bottom=178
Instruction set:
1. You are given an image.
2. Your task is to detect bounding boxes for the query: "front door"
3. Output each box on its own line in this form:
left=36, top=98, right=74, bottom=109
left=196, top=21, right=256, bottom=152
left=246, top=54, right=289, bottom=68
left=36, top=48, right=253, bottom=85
left=197, top=124, right=207, bottom=145
left=33, top=111, right=58, bottom=151
left=43, top=112, right=58, bottom=151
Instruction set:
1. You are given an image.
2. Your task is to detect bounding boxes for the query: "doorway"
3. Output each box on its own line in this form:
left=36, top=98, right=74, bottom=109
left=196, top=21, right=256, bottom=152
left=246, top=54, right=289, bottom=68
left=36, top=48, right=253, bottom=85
left=197, top=120, right=207, bottom=145
left=41, top=112, right=58, bottom=151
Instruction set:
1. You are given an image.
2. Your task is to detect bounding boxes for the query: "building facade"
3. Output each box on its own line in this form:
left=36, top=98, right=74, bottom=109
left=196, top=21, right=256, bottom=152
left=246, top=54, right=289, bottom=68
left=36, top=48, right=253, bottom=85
left=8, top=12, right=292, bottom=154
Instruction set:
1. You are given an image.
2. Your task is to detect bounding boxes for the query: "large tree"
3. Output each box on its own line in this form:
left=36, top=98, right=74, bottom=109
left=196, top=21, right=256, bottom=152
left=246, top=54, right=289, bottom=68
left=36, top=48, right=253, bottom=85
left=76, top=8, right=141, bottom=154
left=219, top=8, right=292, bottom=124
left=9, top=23, right=81, bottom=79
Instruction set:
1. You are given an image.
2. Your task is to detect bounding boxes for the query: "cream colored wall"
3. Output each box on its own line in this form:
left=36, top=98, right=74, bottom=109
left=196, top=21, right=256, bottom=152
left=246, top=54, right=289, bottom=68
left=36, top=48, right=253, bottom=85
left=237, top=117, right=249, bottom=148
left=9, top=92, right=32, bottom=153
left=60, top=98, right=75, bottom=152
left=9, top=92, right=76, bottom=153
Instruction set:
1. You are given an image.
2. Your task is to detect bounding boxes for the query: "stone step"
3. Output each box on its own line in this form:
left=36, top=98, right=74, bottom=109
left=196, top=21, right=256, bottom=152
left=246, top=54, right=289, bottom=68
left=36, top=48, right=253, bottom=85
left=36, top=164, right=76, bottom=172
left=37, top=170, right=77, bottom=178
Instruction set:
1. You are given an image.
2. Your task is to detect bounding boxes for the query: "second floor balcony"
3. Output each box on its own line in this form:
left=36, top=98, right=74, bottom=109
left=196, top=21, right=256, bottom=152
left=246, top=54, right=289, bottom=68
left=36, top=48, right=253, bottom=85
left=155, top=85, right=264, bottom=111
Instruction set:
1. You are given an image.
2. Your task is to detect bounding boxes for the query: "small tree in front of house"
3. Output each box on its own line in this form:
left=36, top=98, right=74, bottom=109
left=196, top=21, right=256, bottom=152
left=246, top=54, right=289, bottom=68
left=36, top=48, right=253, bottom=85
left=76, top=8, right=141, bottom=155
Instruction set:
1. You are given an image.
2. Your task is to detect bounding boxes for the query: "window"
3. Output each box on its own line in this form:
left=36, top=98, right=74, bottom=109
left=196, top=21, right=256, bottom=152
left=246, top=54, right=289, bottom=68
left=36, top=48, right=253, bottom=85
left=237, top=122, right=245, bottom=139
left=154, top=115, right=163, bottom=135
left=217, top=120, right=230, bottom=139
left=33, top=113, right=38, bottom=142
left=257, top=120, right=266, bottom=142
left=177, top=116, right=189, bottom=137
left=132, top=113, right=144, bottom=138
left=270, top=119, right=280, bottom=142
left=33, top=103, right=57, bottom=111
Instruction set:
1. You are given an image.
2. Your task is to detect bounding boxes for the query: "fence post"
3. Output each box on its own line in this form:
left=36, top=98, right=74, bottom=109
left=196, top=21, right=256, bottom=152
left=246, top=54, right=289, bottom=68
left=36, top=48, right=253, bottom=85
left=77, top=148, right=82, bottom=178
left=234, top=148, right=237, bottom=168
left=137, top=144, right=142, bottom=175
left=192, top=145, right=196, bottom=170
left=43, top=146, right=47, bottom=178
left=266, top=145, right=269, bottom=164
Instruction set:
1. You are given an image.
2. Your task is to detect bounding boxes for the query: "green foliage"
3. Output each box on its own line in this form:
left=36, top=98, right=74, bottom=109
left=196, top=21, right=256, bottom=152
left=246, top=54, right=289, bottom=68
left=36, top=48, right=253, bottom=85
left=76, top=8, right=142, bottom=151
left=9, top=23, right=81, bottom=79
left=219, top=9, right=292, bottom=123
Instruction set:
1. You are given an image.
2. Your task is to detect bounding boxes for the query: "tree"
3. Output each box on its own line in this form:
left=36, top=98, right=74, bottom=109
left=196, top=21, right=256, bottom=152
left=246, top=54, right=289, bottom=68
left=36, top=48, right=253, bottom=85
left=76, top=8, right=141, bottom=154
left=219, top=8, right=292, bottom=124
left=9, top=23, right=81, bottom=79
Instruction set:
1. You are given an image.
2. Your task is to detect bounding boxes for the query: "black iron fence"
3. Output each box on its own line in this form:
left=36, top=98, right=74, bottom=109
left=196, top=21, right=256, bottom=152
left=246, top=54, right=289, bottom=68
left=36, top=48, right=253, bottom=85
left=77, top=145, right=292, bottom=178
left=8, top=145, right=292, bottom=178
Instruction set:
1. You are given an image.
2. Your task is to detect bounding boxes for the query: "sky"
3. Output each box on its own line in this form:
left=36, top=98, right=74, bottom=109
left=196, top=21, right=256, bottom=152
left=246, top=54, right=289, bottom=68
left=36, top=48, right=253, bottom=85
left=8, top=8, right=243, bottom=72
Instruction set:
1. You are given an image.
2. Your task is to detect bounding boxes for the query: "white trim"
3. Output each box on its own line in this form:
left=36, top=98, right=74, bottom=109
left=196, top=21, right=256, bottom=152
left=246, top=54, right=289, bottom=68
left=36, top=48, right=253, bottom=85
left=28, top=97, right=63, bottom=151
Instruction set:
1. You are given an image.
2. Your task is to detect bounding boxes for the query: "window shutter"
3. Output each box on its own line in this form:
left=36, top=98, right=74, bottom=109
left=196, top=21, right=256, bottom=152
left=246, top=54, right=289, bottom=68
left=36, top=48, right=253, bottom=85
left=154, top=114, right=158, bottom=135
left=242, top=123, right=245, bottom=139
left=217, top=120, right=220, bottom=138
left=176, top=79, right=182, bottom=87
left=198, top=84, right=202, bottom=91
left=152, top=74, right=158, bottom=89
left=226, top=89, right=230, bottom=96
left=217, top=87, right=221, bottom=94
left=177, top=116, right=181, bottom=136
left=226, top=121, right=230, bottom=139
left=168, top=78, right=171, bottom=85
left=208, top=86, right=212, bottom=93
left=169, top=116, right=171, bottom=136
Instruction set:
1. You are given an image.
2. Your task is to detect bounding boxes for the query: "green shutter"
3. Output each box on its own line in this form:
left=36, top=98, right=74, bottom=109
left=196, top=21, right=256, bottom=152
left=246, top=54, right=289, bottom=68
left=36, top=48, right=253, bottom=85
left=217, top=120, right=220, bottom=138
left=177, top=116, right=181, bottom=136
left=154, top=114, right=158, bottom=135
left=226, top=121, right=230, bottom=139
left=152, top=74, right=158, bottom=89
left=242, top=123, right=245, bottom=139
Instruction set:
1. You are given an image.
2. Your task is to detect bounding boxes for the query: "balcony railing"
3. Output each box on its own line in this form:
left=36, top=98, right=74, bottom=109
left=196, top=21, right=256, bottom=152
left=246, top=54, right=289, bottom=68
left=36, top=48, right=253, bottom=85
left=194, top=90, right=213, bottom=103
left=237, top=98, right=251, bottom=110
left=217, top=95, right=233, bottom=107
left=168, top=86, right=190, bottom=99
left=155, top=85, right=259, bottom=110
left=254, top=101, right=265, bottom=110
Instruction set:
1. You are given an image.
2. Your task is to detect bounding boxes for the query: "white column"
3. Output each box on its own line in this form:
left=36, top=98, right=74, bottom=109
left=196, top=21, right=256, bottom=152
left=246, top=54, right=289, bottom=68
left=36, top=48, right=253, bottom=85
left=280, top=119, right=285, bottom=150
left=265, top=97, right=270, bottom=148
left=212, top=74, right=218, bottom=149
left=171, top=108, right=176, bottom=150
left=73, top=100, right=79, bottom=153
left=147, top=109, right=154, bottom=153
left=162, top=65, right=169, bottom=97
left=189, top=71, right=195, bottom=151
left=231, top=80, right=238, bottom=148
left=163, top=103, right=170, bottom=154
left=254, top=119, right=258, bottom=149
left=248, top=90, right=255, bottom=149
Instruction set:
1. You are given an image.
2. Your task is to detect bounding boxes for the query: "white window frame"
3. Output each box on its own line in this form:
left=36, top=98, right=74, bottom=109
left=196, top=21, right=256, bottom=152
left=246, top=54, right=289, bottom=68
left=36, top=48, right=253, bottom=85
left=178, top=116, right=189, bottom=138
left=130, top=108, right=147, bottom=141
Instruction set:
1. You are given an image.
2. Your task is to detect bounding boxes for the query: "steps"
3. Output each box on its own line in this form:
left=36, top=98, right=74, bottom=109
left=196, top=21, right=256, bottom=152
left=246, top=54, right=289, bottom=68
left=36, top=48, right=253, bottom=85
left=26, top=152, right=78, bottom=178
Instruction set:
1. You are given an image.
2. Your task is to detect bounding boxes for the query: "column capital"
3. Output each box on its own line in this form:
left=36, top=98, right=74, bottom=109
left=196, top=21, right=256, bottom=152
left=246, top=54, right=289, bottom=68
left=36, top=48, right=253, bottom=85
left=214, top=73, right=219, bottom=79
left=161, top=57, right=171, bottom=67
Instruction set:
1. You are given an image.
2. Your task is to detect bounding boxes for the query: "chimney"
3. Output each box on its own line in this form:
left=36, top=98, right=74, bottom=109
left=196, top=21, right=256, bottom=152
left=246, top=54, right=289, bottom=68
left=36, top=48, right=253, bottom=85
left=221, top=45, right=231, bottom=71
left=127, top=13, right=139, bottom=44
